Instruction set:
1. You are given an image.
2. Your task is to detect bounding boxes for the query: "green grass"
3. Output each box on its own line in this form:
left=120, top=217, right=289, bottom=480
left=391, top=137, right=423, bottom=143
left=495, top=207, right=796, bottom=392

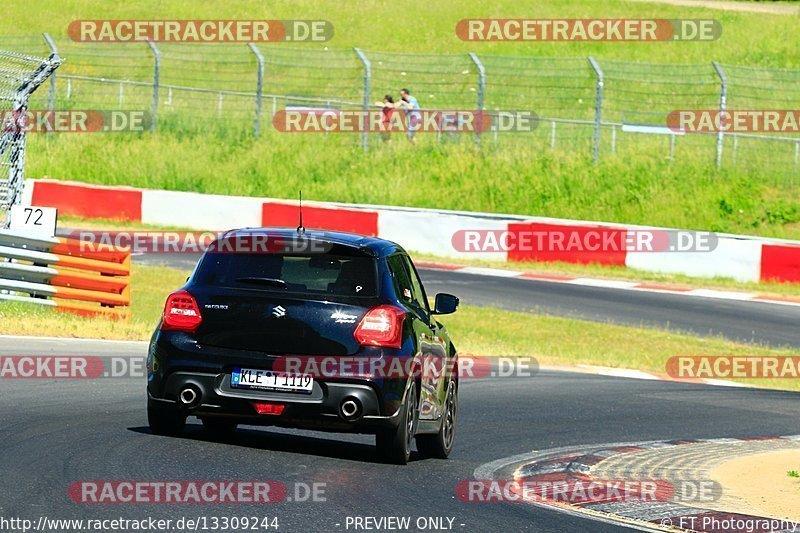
left=6, top=0, right=800, bottom=242
left=0, top=264, right=186, bottom=340
left=2, top=262, right=800, bottom=391
left=6, top=0, right=800, bottom=65
left=32, top=133, right=800, bottom=239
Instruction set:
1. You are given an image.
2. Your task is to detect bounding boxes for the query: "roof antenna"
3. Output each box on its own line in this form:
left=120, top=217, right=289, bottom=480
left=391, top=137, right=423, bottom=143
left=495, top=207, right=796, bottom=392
left=297, top=190, right=305, bottom=235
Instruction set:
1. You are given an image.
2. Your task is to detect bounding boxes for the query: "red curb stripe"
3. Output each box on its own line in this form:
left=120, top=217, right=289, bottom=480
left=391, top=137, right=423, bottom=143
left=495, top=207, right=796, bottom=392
left=517, top=473, right=574, bottom=483
left=609, top=446, right=647, bottom=454
left=519, top=272, right=576, bottom=281
left=414, top=261, right=463, bottom=271
left=752, top=294, right=800, bottom=304
left=634, top=283, right=692, bottom=292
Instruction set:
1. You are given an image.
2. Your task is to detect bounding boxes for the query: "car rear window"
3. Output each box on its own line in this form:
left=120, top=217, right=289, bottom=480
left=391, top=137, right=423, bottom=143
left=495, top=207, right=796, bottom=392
left=194, top=250, right=379, bottom=298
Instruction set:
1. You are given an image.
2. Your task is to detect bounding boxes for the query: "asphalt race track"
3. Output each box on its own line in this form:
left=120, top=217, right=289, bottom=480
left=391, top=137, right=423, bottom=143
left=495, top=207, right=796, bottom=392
left=2, top=254, right=798, bottom=531
left=418, top=268, right=800, bottom=348
left=1, top=336, right=799, bottom=532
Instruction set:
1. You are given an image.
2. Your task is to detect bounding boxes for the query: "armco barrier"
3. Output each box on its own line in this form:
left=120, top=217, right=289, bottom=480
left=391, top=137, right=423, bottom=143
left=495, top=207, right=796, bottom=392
left=22, top=178, right=800, bottom=285
left=0, top=230, right=131, bottom=319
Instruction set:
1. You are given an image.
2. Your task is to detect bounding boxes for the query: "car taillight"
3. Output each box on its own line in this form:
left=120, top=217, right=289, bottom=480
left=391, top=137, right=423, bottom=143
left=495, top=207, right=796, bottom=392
left=354, top=305, right=405, bottom=349
left=252, top=402, right=285, bottom=415
left=161, top=290, right=202, bottom=333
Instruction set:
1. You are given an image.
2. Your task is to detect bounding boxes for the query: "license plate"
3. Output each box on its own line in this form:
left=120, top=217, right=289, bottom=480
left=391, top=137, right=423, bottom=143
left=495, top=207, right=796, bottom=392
left=231, top=367, right=314, bottom=394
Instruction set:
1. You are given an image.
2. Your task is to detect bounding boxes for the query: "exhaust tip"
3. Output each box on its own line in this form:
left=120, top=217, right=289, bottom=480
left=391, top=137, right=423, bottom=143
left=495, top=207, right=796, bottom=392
left=339, top=397, right=362, bottom=421
left=179, top=386, right=200, bottom=408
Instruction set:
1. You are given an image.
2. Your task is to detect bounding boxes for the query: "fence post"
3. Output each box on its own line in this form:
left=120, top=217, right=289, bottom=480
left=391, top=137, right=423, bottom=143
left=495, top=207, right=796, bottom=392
left=354, top=48, right=371, bottom=152
left=712, top=62, right=727, bottom=170
left=669, top=134, right=675, bottom=164
left=587, top=56, right=604, bottom=163
left=611, top=124, right=617, bottom=155
left=248, top=43, right=264, bottom=139
left=469, top=52, right=485, bottom=149
left=42, top=33, right=58, bottom=120
left=147, top=41, right=160, bottom=132
left=4, top=54, right=62, bottom=228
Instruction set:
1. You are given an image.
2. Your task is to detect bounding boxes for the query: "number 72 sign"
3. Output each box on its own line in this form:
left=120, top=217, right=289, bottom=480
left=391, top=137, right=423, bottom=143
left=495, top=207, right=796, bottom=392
left=9, top=205, right=58, bottom=237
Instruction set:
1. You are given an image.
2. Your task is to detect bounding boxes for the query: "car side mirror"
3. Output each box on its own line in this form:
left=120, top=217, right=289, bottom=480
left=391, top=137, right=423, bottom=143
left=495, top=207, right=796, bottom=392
left=432, top=293, right=459, bottom=315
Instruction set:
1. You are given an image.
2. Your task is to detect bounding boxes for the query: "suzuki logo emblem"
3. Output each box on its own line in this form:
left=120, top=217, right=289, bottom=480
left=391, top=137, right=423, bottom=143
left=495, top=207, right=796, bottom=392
left=272, top=305, right=286, bottom=318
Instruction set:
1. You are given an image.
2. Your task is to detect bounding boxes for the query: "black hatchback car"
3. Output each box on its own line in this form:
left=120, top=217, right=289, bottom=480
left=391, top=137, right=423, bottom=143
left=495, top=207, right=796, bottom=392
left=146, top=228, right=459, bottom=464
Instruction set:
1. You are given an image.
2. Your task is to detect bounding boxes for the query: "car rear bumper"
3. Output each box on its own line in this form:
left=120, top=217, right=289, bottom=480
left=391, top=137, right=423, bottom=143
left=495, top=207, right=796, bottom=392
left=147, top=331, right=410, bottom=433
left=147, top=372, right=404, bottom=432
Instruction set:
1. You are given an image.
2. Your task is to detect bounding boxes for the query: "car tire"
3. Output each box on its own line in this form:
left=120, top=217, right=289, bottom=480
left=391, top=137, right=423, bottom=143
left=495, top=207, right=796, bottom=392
left=416, top=380, right=457, bottom=459
left=148, top=405, right=186, bottom=437
left=201, top=418, right=238, bottom=438
left=376, top=380, right=418, bottom=465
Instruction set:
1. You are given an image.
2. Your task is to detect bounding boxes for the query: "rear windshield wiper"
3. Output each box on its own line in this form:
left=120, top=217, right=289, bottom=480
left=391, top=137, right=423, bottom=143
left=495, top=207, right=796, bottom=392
left=235, top=277, right=287, bottom=289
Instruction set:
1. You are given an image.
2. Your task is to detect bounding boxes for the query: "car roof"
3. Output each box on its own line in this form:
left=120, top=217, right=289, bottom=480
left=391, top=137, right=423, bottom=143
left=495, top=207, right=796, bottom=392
left=221, top=227, right=406, bottom=257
